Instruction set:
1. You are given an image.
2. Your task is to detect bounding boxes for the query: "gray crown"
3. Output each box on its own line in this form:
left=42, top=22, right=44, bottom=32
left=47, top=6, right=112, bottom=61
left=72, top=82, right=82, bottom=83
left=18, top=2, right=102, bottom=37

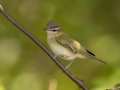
left=47, top=21, right=60, bottom=31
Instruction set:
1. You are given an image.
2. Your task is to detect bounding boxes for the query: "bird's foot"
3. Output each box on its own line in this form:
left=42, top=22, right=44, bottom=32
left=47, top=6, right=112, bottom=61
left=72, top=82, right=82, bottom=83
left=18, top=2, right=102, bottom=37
left=53, top=55, right=58, bottom=59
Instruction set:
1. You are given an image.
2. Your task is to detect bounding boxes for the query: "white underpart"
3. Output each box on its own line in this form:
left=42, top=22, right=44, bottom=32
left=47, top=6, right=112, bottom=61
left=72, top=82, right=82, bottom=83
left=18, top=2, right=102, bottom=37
left=47, top=39, right=86, bottom=60
left=0, top=4, right=4, bottom=11
left=78, top=54, right=86, bottom=59
left=47, top=31, right=87, bottom=60
left=48, top=39, right=77, bottom=60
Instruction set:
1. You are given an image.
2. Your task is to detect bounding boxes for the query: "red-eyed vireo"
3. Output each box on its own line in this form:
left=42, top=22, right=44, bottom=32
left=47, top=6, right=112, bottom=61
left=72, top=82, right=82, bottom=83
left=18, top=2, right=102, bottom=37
left=46, top=21, right=106, bottom=68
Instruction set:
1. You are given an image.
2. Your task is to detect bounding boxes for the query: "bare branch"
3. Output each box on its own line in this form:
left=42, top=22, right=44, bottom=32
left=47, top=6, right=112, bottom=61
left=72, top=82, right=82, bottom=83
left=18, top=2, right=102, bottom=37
left=0, top=4, right=88, bottom=90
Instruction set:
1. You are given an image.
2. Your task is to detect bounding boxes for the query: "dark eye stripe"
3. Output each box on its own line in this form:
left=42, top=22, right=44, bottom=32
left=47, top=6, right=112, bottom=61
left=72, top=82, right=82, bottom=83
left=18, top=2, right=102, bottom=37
left=53, top=30, right=57, bottom=32
left=47, top=27, right=60, bottom=31
left=48, top=29, right=57, bottom=31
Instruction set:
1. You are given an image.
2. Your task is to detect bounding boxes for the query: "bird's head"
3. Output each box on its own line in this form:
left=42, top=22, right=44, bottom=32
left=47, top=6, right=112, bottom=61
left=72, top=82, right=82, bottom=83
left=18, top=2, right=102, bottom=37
left=46, top=21, right=61, bottom=35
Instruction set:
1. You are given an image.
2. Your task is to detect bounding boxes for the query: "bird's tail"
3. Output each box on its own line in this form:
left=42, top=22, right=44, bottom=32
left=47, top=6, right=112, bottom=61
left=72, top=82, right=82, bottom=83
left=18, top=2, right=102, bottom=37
left=78, top=54, right=106, bottom=64
left=90, top=56, right=106, bottom=64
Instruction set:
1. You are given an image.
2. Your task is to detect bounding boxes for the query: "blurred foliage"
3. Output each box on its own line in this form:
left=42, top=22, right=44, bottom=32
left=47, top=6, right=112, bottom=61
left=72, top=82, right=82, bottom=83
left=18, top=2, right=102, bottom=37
left=0, top=0, right=120, bottom=90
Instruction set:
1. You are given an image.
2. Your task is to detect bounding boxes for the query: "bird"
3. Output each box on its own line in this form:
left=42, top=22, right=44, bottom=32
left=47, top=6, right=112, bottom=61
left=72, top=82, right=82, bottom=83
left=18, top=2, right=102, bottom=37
left=45, top=21, right=106, bottom=68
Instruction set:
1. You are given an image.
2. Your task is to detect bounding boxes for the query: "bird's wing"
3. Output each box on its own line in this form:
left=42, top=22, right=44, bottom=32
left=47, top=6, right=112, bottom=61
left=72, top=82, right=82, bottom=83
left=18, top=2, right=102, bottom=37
left=55, top=32, right=83, bottom=54
left=55, top=32, right=106, bottom=63
left=55, top=32, right=96, bottom=56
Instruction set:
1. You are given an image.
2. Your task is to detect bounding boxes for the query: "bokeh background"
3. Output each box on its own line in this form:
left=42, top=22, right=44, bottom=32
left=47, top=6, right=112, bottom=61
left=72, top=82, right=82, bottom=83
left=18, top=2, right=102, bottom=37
left=0, top=0, right=120, bottom=90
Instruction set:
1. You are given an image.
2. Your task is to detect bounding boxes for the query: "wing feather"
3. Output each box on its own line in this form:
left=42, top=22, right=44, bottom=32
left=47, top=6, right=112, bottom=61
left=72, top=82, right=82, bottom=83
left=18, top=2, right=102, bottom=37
left=55, top=33, right=80, bottom=53
left=55, top=32, right=96, bottom=57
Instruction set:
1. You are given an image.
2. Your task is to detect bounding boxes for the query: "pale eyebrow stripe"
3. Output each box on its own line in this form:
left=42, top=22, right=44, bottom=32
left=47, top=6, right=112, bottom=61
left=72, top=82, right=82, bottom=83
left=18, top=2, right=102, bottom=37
left=48, top=27, right=60, bottom=31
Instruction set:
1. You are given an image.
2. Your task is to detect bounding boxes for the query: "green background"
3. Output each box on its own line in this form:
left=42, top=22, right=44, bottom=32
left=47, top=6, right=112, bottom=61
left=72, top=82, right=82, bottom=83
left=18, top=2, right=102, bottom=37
left=0, top=0, right=120, bottom=90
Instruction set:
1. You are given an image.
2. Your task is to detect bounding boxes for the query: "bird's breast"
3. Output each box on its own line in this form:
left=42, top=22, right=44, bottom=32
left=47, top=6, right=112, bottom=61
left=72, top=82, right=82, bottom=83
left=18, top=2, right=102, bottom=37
left=48, top=40, right=76, bottom=60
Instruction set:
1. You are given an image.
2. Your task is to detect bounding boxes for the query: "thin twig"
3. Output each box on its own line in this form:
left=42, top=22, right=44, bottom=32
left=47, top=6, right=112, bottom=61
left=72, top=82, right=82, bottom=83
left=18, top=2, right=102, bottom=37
left=0, top=4, right=88, bottom=90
